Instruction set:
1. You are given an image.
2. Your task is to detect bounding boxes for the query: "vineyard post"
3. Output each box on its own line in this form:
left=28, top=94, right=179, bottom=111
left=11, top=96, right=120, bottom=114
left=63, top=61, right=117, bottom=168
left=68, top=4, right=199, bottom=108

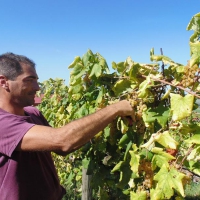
left=82, top=168, right=92, bottom=200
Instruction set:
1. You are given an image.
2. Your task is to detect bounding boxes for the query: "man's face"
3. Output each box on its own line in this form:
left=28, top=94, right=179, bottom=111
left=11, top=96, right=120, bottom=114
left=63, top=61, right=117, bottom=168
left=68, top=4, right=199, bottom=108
left=8, top=63, right=40, bottom=107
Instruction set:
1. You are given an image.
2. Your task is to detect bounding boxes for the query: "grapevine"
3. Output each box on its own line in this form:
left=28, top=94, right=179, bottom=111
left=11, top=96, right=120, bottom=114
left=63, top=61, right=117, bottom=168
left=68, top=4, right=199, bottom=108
left=37, top=12, right=200, bottom=200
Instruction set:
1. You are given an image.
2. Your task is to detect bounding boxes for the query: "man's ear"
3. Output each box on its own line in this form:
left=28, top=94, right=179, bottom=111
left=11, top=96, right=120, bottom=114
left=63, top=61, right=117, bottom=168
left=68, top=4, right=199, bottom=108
left=0, top=75, right=9, bottom=90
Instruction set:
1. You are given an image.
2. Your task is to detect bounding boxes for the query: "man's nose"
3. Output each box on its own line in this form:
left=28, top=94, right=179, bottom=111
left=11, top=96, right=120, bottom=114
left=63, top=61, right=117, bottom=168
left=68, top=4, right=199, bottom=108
left=33, top=81, right=40, bottom=91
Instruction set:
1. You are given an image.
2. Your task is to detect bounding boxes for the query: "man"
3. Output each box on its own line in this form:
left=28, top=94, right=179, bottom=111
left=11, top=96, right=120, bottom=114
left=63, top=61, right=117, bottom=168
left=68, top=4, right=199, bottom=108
left=0, top=52, right=135, bottom=200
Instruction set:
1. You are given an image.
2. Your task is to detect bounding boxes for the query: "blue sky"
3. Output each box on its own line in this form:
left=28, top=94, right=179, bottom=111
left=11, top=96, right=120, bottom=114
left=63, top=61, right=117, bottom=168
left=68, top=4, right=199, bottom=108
left=1, top=0, right=200, bottom=84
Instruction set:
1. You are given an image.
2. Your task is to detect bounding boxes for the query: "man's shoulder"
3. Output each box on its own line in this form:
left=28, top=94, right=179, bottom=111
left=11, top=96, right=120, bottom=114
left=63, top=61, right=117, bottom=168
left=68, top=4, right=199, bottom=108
left=24, top=106, right=40, bottom=116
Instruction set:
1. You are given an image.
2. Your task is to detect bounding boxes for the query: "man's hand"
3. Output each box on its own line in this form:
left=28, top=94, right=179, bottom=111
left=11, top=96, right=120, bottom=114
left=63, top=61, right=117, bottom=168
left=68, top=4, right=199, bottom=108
left=113, top=100, right=135, bottom=121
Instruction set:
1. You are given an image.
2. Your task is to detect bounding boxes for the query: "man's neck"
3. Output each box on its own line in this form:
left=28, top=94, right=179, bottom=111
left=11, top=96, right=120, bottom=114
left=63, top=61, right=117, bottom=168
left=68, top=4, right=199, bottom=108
left=0, top=102, right=25, bottom=116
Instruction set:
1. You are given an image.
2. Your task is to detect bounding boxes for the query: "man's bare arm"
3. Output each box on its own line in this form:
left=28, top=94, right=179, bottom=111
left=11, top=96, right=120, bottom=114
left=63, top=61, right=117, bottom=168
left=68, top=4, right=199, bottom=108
left=16, top=100, right=134, bottom=155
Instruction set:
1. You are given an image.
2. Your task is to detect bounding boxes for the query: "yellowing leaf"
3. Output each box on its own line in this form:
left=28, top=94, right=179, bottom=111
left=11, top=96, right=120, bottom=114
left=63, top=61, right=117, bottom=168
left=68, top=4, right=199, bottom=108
left=170, top=93, right=194, bottom=121
left=129, top=151, right=140, bottom=175
left=130, top=191, right=147, bottom=200
left=151, top=147, right=175, bottom=169
left=187, top=145, right=200, bottom=161
left=189, top=41, right=200, bottom=67
left=161, top=89, right=171, bottom=100
left=186, top=12, right=200, bottom=33
left=153, top=165, right=186, bottom=199
left=156, top=131, right=178, bottom=149
left=185, top=133, right=200, bottom=144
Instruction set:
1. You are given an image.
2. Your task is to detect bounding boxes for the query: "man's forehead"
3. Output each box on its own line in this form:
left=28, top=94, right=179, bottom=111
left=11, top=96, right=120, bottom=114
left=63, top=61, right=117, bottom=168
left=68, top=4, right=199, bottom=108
left=20, top=63, right=39, bottom=78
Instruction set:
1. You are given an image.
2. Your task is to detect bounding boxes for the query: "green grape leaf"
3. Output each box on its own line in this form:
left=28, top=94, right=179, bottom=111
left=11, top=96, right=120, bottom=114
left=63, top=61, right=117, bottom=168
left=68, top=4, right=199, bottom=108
left=70, top=62, right=84, bottom=76
left=130, top=191, right=147, bottom=200
left=129, top=63, right=140, bottom=81
left=129, top=150, right=140, bottom=175
left=68, top=56, right=82, bottom=69
left=185, top=127, right=200, bottom=144
left=188, top=160, right=200, bottom=176
left=150, top=48, right=180, bottom=66
left=153, top=165, right=185, bottom=199
left=95, top=87, right=104, bottom=105
left=161, top=89, right=171, bottom=100
left=89, top=63, right=102, bottom=78
left=151, top=147, right=175, bottom=169
left=143, top=103, right=170, bottom=128
left=170, top=93, right=194, bottom=121
left=112, top=61, right=125, bottom=73
left=118, top=133, right=131, bottom=147
left=111, top=161, right=124, bottom=173
left=137, top=76, right=154, bottom=98
left=189, top=41, right=200, bottom=67
left=118, top=118, right=128, bottom=134
left=112, top=79, right=131, bottom=96
left=82, top=157, right=90, bottom=169
left=117, top=162, right=132, bottom=189
left=186, top=12, right=200, bottom=33
left=124, top=141, right=132, bottom=161
left=82, top=49, right=94, bottom=66
left=68, top=84, right=83, bottom=94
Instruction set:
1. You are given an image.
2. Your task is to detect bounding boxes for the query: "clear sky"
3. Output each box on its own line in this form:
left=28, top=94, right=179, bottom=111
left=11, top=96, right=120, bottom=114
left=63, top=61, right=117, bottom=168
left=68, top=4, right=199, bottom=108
left=1, top=0, right=200, bottom=85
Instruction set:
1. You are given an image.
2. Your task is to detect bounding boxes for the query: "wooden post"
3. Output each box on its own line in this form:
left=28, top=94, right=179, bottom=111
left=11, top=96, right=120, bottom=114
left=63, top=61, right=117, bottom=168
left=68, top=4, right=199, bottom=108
left=82, top=168, right=92, bottom=200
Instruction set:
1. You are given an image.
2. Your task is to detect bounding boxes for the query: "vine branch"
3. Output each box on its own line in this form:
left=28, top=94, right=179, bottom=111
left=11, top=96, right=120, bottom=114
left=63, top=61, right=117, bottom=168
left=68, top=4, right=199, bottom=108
left=141, top=74, right=200, bottom=99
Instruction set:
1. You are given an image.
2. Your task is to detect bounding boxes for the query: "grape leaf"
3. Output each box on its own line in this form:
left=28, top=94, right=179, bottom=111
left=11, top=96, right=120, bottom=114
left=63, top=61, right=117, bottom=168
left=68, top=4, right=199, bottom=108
left=151, top=147, right=175, bottom=169
left=112, top=61, right=125, bottom=74
left=130, top=191, right=147, bottom=200
left=137, top=76, right=154, bottom=98
left=68, top=56, right=82, bottom=69
left=70, top=62, right=84, bottom=76
left=89, top=63, right=102, bottom=78
left=111, top=161, right=124, bottom=173
left=186, top=12, right=200, bottom=33
left=155, top=131, right=178, bottom=149
left=129, top=150, right=140, bottom=175
left=112, top=79, right=131, bottom=96
left=185, top=126, right=200, bottom=144
left=117, top=163, right=132, bottom=189
left=170, top=93, right=194, bottom=121
left=143, top=103, right=170, bottom=128
left=189, top=41, right=200, bottom=67
left=95, top=87, right=104, bottom=105
left=153, top=165, right=185, bottom=199
left=82, top=49, right=94, bottom=66
left=187, top=145, right=200, bottom=161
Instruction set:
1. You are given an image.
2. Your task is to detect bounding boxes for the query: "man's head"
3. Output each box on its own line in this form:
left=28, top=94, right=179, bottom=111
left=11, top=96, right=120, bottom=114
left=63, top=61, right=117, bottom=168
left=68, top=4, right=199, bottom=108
left=0, top=52, right=39, bottom=110
left=0, top=52, right=36, bottom=80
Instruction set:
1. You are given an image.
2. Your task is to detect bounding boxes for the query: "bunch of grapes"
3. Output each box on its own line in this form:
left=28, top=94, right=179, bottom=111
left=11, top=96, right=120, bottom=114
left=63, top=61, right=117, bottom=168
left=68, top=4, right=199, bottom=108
left=138, top=159, right=154, bottom=189
left=135, top=102, right=147, bottom=134
left=128, top=92, right=147, bottom=134
left=181, top=63, right=199, bottom=88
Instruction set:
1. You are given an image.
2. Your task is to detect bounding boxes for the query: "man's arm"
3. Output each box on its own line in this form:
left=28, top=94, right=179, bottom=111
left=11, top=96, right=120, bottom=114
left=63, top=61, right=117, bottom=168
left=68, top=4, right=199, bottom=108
left=16, top=100, right=134, bottom=155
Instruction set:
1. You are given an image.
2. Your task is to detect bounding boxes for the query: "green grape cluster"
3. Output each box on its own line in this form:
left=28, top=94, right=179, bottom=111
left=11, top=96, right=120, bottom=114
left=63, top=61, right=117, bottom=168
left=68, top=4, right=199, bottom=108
left=135, top=102, right=147, bottom=134
left=138, top=159, right=154, bottom=189
left=128, top=92, right=147, bottom=134
left=181, top=63, right=199, bottom=87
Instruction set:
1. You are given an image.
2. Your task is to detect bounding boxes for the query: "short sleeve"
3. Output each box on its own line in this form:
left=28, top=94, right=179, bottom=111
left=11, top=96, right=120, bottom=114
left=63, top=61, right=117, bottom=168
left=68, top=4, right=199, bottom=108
left=0, top=113, right=35, bottom=157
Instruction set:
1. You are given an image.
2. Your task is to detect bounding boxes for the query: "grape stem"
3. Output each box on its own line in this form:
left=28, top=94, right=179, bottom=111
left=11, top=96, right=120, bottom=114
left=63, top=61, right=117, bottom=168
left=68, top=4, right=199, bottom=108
left=141, top=75, right=200, bottom=99
left=180, top=143, right=196, bottom=169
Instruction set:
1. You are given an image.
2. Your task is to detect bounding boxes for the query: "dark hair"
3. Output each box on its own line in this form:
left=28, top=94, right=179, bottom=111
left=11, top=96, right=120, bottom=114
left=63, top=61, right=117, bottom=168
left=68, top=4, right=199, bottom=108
left=0, top=52, right=36, bottom=80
